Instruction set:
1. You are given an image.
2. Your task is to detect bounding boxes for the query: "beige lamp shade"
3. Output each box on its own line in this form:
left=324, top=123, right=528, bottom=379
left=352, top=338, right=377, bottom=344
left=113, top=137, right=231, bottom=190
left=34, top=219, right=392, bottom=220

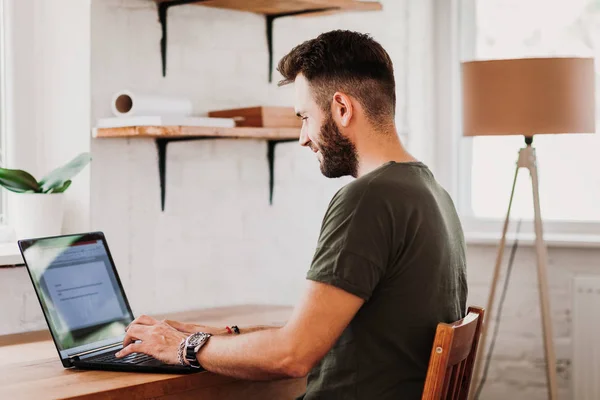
left=462, top=57, right=596, bottom=136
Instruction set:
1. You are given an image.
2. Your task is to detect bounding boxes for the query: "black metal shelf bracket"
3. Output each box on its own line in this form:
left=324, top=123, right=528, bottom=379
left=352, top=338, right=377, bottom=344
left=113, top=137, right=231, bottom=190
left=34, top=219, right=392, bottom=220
left=156, top=137, right=297, bottom=211
left=158, top=0, right=208, bottom=77
left=156, top=137, right=216, bottom=211
left=267, top=139, right=297, bottom=205
left=266, top=7, right=339, bottom=83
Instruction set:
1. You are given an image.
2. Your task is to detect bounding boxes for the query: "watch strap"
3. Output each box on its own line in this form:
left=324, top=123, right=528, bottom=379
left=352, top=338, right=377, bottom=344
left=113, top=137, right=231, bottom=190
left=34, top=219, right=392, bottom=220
left=184, top=332, right=211, bottom=368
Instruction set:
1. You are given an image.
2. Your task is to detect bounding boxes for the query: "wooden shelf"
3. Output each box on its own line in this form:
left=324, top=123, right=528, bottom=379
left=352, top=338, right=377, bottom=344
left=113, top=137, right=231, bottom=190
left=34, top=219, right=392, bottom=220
left=94, top=125, right=300, bottom=140
left=155, top=0, right=382, bottom=15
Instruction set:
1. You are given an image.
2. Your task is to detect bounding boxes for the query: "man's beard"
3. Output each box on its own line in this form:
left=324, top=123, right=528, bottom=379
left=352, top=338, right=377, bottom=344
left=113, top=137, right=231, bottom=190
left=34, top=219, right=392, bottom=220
left=317, top=114, right=358, bottom=178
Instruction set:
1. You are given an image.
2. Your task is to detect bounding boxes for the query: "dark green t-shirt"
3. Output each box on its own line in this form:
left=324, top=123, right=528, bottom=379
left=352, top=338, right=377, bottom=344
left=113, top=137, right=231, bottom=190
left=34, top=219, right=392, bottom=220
left=301, top=161, right=468, bottom=400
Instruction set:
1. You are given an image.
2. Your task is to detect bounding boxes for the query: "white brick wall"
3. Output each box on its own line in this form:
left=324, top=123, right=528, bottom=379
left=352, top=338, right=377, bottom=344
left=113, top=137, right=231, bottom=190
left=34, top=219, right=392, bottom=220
left=0, top=1, right=598, bottom=399
left=88, top=0, right=412, bottom=315
left=466, top=245, right=600, bottom=400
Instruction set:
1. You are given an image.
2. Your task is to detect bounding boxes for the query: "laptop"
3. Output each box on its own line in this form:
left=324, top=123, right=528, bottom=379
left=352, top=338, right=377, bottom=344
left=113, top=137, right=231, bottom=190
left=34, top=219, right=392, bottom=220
left=18, top=231, right=198, bottom=374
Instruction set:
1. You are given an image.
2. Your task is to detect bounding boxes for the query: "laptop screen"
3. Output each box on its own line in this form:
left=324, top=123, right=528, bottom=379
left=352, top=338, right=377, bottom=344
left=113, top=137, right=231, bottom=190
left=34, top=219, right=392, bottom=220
left=20, top=233, right=134, bottom=359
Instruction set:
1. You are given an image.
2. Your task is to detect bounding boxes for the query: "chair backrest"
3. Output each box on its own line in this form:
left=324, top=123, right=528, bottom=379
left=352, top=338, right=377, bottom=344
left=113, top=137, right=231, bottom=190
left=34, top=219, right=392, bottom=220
left=422, top=306, right=485, bottom=400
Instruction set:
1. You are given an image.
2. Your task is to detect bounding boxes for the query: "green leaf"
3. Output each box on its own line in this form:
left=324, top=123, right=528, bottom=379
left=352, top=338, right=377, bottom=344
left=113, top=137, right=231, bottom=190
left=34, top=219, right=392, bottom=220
left=0, top=168, right=41, bottom=193
left=39, top=153, right=91, bottom=193
left=0, top=183, right=32, bottom=193
left=50, top=180, right=72, bottom=193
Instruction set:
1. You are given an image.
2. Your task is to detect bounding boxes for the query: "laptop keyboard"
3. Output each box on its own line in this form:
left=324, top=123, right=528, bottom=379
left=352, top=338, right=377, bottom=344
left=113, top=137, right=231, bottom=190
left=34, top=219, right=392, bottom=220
left=88, top=351, right=158, bottom=365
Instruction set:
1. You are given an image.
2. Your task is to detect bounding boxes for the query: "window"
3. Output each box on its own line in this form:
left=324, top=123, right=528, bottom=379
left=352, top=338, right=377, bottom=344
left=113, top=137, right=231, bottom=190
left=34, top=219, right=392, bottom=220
left=424, top=0, right=600, bottom=247
left=0, top=0, right=6, bottom=226
left=434, top=0, right=600, bottom=243
left=466, top=0, right=600, bottom=223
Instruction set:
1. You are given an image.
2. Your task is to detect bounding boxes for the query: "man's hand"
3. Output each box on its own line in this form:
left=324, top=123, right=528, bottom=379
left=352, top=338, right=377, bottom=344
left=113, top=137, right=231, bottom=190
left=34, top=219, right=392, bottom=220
left=116, top=315, right=188, bottom=364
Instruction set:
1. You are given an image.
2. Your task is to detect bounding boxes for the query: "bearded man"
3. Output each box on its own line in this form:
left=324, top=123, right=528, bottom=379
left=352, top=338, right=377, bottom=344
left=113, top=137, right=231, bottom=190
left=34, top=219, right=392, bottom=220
left=118, top=30, right=468, bottom=400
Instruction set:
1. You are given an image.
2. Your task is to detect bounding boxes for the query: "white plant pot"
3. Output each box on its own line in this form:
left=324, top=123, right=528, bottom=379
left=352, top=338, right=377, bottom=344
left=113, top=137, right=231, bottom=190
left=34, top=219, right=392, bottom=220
left=11, top=193, right=65, bottom=239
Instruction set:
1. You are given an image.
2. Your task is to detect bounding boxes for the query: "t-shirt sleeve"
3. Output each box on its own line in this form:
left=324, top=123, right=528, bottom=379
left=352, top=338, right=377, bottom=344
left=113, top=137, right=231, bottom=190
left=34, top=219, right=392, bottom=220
left=307, top=183, right=395, bottom=300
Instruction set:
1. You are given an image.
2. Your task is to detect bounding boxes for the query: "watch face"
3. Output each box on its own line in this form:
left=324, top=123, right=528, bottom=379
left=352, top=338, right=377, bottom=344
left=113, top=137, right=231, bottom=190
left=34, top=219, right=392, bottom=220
left=187, top=332, right=210, bottom=348
left=187, top=334, right=205, bottom=347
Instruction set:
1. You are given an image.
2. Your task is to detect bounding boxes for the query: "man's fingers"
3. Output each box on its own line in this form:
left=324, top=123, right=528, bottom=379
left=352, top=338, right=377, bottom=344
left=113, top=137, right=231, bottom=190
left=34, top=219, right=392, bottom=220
left=123, top=324, right=150, bottom=347
left=122, top=332, right=137, bottom=348
left=126, top=315, right=158, bottom=331
left=115, top=342, right=142, bottom=358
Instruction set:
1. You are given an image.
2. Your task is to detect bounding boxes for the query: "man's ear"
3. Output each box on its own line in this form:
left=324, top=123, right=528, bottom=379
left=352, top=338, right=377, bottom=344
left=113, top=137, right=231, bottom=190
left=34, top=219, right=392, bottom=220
left=331, top=92, right=353, bottom=128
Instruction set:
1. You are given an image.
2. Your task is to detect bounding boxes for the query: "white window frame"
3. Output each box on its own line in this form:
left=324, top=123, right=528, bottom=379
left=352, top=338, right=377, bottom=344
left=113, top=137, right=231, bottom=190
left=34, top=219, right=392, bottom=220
left=434, top=0, right=600, bottom=247
left=0, top=0, right=10, bottom=235
left=0, top=0, right=23, bottom=263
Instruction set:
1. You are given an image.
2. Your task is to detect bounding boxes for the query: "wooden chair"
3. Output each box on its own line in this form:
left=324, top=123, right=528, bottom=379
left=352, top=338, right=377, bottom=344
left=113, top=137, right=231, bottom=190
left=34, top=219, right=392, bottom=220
left=422, top=306, right=485, bottom=400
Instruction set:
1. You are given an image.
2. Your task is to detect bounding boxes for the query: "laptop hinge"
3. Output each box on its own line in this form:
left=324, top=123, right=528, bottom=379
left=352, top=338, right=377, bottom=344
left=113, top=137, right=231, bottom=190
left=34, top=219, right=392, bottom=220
left=68, top=342, right=122, bottom=359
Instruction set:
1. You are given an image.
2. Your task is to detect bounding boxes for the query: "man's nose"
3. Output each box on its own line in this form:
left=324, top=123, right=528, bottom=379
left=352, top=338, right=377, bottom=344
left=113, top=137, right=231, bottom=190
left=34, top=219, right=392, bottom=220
left=299, top=129, right=310, bottom=147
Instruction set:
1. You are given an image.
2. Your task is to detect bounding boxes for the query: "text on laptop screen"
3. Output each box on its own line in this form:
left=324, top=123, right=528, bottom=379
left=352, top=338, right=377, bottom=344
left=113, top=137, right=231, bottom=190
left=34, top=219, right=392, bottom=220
left=22, top=235, right=133, bottom=354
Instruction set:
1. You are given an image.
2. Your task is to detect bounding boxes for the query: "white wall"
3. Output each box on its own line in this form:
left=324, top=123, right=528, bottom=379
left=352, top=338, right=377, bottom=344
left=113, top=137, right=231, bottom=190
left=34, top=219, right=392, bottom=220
left=1, top=1, right=598, bottom=399
left=466, top=245, right=600, bottom=400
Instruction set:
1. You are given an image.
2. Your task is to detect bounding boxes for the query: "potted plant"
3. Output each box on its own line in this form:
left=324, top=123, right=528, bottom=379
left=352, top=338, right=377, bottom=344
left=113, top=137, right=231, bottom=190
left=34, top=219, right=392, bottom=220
left=0, top=152, right=92, bottom=239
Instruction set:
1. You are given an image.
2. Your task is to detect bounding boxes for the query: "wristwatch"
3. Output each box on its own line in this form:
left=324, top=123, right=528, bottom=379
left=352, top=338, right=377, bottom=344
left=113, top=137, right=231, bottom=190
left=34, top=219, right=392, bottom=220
left=184, top=332, right=212, bottom=368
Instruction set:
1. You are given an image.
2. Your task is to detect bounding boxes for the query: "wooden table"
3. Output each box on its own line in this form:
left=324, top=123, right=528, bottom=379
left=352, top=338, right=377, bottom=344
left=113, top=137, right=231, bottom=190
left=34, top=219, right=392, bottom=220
left=0, top=305, right=306, bottom=400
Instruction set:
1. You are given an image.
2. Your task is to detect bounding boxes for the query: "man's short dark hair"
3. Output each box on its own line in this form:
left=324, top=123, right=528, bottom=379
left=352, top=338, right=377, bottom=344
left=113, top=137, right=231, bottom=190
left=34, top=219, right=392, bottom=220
left=277, top=30, right=396, bottom=128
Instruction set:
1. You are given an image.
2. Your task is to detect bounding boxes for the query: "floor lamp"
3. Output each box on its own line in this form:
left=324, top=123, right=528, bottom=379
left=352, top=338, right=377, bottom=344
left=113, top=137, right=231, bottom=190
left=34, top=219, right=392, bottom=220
left=461, top=57, right=596, bottom=400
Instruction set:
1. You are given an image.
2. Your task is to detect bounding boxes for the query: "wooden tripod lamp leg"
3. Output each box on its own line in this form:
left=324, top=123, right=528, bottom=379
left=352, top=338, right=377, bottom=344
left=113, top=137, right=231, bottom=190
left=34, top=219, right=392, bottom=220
left=471, top=163, right=521, bottom=397
left=529, top=153, right=559, bottom=400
